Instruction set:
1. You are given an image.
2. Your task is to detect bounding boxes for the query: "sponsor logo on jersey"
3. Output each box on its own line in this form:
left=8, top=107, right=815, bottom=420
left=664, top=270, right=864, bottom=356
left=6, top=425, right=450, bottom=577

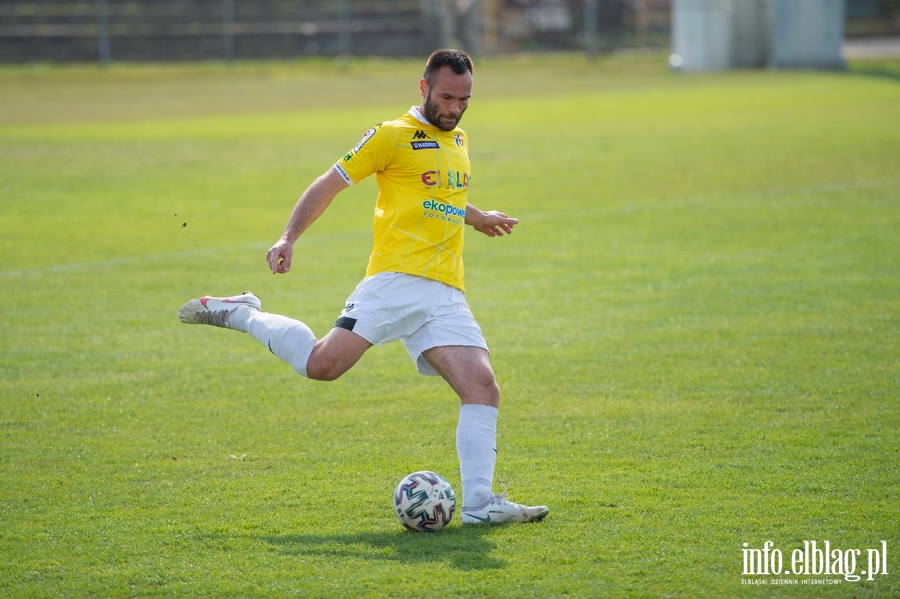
left=333, top=163, right=353, bottom=184
left=411, top=141, right=440, bottom=150
left=421, top=170, right=469, bottom=190
left=423, top=199, right=466, bottom=223
left=412, top=130, right=430, bottom=140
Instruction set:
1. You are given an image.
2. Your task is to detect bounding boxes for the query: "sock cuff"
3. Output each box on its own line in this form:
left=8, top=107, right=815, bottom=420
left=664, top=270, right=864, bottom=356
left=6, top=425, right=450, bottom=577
left=459, top=403, right=498, bottom=421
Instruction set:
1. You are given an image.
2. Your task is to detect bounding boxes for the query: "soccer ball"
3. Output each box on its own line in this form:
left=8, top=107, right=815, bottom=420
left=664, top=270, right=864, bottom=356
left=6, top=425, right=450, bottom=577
left=393, top=471, right=456, bottom=532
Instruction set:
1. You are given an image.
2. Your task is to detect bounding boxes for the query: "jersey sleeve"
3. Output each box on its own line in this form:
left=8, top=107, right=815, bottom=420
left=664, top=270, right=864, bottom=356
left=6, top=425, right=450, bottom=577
left=333, top=122, right=399, bottom=185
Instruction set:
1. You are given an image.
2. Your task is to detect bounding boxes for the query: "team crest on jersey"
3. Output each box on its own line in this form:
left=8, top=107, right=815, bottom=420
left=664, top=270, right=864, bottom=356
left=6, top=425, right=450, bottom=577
left=454, top=134, right=464, bottom=147
left=353, top=128, right=378, bottom=153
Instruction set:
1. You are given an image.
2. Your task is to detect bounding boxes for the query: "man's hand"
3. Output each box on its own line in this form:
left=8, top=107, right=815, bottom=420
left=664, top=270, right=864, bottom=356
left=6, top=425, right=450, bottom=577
left=468, top=208, right=519, bottom=238
left=266, top=239, right=294, bottom=274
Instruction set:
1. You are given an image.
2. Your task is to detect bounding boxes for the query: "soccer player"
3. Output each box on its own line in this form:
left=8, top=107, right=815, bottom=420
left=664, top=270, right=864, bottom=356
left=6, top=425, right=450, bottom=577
left=179, top=49, right=548, bottom=525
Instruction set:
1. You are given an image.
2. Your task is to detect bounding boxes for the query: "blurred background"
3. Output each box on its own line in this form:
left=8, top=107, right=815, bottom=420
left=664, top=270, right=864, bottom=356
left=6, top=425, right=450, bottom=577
left=1, top=0, right=898, bottom=65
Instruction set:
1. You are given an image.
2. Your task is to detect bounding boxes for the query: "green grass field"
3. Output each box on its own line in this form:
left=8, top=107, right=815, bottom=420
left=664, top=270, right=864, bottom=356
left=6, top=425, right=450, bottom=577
left=1, top=53, right=898, bottom=597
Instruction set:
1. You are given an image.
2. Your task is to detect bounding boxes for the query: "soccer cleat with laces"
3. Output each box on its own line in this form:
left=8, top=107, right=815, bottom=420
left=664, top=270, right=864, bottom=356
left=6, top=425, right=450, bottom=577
left=178, top=292, right=261, bottom=328
left=460, top=493, right=549, bottom=524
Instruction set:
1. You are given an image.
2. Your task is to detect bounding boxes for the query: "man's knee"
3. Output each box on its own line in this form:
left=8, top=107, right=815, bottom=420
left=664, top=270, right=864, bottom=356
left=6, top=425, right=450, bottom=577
left=305, top=352, right=347, bottom=381
left=304, top=331, right=370, bottom=381
left=479, top=379, right=501, bottom=406
left=423, top=345, right=501, bottom=406
left=463, top=361, right=501, bottom=406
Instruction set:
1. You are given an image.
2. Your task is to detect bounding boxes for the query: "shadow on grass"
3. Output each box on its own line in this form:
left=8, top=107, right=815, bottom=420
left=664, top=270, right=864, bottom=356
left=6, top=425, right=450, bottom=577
left=848, top=60, right=900, bottom=83
left=262, top=525, right=507, bottom=570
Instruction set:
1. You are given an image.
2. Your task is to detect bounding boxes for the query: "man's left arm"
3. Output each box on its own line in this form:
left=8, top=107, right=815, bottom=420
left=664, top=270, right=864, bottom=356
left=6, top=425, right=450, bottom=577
left=465, top=204, right=519, bottom=238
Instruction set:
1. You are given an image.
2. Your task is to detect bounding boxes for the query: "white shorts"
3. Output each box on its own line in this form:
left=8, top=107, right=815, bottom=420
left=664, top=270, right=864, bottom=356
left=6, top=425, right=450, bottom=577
left=334, top=272, right=488, bottom=376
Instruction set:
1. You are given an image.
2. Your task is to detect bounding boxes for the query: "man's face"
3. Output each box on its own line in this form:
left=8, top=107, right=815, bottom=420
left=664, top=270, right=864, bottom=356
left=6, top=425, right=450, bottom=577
left=419, top=66, right=472, bottom=131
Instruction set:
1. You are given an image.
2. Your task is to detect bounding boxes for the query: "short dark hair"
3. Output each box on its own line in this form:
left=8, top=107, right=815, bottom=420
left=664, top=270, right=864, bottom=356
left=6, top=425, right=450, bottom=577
left=423, top=49, right=473, bottom=86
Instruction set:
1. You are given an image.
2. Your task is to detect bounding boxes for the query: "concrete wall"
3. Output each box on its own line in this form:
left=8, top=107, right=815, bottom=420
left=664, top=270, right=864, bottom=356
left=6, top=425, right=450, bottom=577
left=672, top=0, right=845, bottom=71
left=768, top=0, right=845, bottom=69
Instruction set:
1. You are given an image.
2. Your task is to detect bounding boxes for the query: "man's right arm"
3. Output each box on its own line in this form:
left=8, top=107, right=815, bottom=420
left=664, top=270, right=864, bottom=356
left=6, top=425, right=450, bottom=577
left=266, top=167, right=350, bottom=274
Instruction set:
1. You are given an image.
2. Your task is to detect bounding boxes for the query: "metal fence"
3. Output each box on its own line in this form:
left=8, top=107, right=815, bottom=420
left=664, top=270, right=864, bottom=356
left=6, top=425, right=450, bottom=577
left=0, top=0, right=432, bottom=62
left=0, top=0, right=896, bottom=64
left=0, top=0, right=674, bottom=63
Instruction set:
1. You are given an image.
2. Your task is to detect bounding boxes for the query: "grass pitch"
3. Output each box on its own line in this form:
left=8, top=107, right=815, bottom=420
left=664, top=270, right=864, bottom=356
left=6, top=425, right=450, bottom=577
left=1, top=54, right=898, bottom=598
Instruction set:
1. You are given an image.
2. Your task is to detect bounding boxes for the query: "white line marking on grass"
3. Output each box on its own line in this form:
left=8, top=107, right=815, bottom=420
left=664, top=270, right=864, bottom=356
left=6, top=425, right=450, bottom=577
left=0, top=243, right=266, bottom=278
left=0, top=231, right=369, bottom=278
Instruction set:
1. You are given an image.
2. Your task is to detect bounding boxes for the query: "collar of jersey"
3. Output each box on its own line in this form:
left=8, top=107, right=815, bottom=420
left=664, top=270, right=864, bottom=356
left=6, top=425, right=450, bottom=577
left=408, top=106, right=435, bottom=128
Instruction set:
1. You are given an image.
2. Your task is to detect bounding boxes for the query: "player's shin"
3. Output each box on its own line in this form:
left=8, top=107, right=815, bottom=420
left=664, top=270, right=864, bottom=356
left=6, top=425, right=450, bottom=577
left=456, top=404, right=498, bottom=507
left=243, top=311, right=318, bottom=378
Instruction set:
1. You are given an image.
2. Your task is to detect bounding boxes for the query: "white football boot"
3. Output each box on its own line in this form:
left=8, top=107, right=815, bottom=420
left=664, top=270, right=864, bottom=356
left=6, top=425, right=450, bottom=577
left=461, top=493, right=549, bottom=524
left=178, top=292, right=261, bottom=328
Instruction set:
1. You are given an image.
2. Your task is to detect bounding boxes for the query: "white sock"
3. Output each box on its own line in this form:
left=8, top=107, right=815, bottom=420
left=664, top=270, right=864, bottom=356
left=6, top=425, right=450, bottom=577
left=233, top=308, right=317, bottom=378
left=457, top=404, right=498, bottom=507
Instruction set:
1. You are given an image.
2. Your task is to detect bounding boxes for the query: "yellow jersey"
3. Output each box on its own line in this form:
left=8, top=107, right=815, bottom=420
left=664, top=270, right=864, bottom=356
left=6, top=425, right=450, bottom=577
left=333, top=108, right=471, bottom=292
